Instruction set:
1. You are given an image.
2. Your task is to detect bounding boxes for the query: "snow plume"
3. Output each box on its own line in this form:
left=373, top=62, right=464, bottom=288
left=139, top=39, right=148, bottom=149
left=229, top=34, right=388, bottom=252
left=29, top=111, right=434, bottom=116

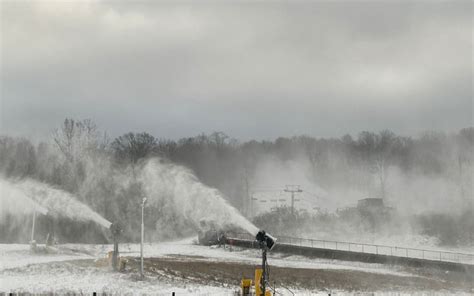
left=0, top=177, right=111, bottom=228
left=0, top=178, right=48, bottom=219
left=139, top=158, right=259, bottom=236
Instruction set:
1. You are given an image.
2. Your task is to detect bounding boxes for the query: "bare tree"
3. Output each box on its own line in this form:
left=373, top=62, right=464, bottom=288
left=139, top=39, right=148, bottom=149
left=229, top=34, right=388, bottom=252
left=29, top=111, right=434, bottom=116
left=111, top=132, right=158, bottom=164
left=356, top=130, right=401, bottom=199
left=52, top=118, right=101, bottom=162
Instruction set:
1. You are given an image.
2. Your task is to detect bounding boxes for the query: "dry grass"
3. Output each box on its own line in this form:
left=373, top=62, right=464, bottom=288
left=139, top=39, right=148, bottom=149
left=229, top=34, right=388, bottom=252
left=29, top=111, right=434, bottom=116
left=115, top=256, right=473, bottom=293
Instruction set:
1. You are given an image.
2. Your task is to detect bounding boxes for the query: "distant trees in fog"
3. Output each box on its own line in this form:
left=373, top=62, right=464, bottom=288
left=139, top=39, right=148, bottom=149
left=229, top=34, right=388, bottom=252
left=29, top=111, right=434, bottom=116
left=0, top=119, right=472, bottom=244
left=1, top=120, right=473, bottom=205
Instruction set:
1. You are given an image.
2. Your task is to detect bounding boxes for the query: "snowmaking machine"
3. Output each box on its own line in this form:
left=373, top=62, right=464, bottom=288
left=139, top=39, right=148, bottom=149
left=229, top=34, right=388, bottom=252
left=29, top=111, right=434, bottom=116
left=240, top=230, right=276, bottom=296
left=109, top=222, right=123, bottom=271
left=197, top=218, right=243, bottom=246
left=29, top=208, right=51, bottom=254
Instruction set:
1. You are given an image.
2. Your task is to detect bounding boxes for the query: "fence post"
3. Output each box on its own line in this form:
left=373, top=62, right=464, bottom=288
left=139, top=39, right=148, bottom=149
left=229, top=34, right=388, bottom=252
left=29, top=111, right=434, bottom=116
left=335, top=242, right=338, bottom=250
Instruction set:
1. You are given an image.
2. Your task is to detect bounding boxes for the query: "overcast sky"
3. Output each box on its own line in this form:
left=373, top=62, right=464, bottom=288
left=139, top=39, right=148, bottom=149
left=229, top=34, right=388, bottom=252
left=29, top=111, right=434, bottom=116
left=1, top=1, right=472, bottom=140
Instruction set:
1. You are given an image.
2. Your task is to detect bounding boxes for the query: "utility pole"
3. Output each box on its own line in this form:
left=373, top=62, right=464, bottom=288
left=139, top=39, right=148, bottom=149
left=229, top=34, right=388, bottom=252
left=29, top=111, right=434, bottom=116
left=244, top=174, right=250, bottom=217
left=261, top=244, right=267, bottom=296
left=110, top=223, right=122, bottom=271
left=284, top=185, right=302, bottom=216
left=140, top=197, right=147, bottom=280
left=31, top=210, right=36, bottom=243
left=250, top=194, right=258, bottom=218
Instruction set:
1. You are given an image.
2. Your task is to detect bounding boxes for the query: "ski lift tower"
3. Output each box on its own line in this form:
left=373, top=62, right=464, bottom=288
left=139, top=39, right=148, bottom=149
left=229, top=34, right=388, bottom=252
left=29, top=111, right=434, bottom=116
left=284, top=185, right=303, bottom=216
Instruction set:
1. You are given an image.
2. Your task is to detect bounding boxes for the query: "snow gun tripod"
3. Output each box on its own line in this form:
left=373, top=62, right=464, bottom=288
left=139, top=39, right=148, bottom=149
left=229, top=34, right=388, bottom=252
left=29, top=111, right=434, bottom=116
left=110, top=222, right=123, bottom=271
left=255, top=230, right=276, bottom=296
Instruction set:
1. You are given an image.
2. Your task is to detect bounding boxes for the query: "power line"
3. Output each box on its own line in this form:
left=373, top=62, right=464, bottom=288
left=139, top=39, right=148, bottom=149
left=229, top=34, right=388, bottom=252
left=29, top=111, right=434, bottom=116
left=303, top=190, right=329, bottom=201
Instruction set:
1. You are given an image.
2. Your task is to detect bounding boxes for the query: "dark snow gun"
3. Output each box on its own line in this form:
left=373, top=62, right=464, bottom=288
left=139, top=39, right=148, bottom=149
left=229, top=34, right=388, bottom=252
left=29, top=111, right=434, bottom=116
left=255, top=230, right=276, bottom=250
left=109, top=222, right=123, bottom=271
left=254, top=230, right=277, bottom=296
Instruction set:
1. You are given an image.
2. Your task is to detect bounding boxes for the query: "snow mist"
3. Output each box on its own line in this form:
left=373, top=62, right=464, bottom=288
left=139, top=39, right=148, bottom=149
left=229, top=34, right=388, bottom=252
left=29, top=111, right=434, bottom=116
left=0, top=177, right=111, bottom=228
left=139, top=158, right=259, bottom=236
left=1, top=178, right=48, bottom=219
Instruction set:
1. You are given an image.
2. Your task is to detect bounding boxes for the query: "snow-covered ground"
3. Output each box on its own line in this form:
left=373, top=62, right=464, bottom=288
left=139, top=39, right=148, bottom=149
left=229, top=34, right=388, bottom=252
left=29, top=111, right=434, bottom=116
left=0, top=243, right=92, bottom=270
left=77, top=238, right=413, bottom=277
left=2, top=261, right=232, bottom=295
left=0, top=238, right=466, bottom=295
left=0, top=240, right=234, bottom=295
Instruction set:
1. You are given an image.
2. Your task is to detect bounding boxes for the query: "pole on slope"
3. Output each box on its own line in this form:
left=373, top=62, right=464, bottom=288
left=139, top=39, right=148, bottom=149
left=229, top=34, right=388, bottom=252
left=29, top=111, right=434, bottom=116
left=30, top=210, right=38, bottom=253
left=261, top=246, right=267, bottom=296
left=140, top=197, right=147, bottom=280
left=110, top=222, right=123, bottom=271
left=31, top=210, right=36, bottom=242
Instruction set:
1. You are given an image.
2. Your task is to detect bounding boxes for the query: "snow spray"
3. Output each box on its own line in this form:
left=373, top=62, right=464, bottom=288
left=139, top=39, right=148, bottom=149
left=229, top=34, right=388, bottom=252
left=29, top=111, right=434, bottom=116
left=1, top=177, right=111, bottom=228
left=139, top=158, right=259, bottom=236
left=1, top=178, right=48, bottom=219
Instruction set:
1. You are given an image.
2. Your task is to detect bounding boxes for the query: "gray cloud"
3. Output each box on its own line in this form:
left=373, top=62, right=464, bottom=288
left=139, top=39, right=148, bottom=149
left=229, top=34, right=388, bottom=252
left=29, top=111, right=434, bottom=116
left=1, top=1, right=472, bottom=140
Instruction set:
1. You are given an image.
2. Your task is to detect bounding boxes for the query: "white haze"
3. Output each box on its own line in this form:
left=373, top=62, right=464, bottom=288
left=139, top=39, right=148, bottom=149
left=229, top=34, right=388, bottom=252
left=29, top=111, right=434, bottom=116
left=384, top=167, right=470, bottom=215
left=251, top=156, right=471, bottom=216
left=139, top=158, right=259, bottom=236
left=0, top=179, right=48, bottom=219
left=251, top=156, right=330, bottom=215
left=0, top=177, right=111, bottom=228
left=244, top=150, right=474, bottom=250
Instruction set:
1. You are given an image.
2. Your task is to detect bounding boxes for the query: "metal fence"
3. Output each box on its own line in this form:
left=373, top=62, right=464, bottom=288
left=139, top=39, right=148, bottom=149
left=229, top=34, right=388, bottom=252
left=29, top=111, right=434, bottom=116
left=228, top=233, right=474, bottom=265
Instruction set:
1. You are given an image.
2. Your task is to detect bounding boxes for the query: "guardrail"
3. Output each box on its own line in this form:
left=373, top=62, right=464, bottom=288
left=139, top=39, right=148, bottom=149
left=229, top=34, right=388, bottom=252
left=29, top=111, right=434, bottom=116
left=228, top=233, right=474, bottom=265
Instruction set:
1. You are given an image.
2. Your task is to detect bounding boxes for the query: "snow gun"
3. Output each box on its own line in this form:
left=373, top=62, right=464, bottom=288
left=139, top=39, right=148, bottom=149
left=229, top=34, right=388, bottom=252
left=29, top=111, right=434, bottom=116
left=109, top=222, right=123, bottom=271
left=240, top=230, right=277, bottom=296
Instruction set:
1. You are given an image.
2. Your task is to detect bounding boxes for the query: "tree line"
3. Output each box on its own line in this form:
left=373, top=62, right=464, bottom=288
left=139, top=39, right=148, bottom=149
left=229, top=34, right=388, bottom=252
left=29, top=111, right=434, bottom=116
left=0, top=119, right=472, bottom=243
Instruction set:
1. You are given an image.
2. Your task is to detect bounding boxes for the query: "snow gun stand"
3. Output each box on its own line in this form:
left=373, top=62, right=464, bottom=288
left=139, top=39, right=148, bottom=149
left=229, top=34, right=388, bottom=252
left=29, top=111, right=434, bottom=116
left=240, top=230, right=276, bottom=296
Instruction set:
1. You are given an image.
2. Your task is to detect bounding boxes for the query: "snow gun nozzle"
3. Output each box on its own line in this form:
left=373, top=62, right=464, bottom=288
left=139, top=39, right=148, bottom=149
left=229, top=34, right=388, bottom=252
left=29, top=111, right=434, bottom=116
left=109, top=222, right=123, bottom=239
left=256, top=230, right=276, bottom=251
